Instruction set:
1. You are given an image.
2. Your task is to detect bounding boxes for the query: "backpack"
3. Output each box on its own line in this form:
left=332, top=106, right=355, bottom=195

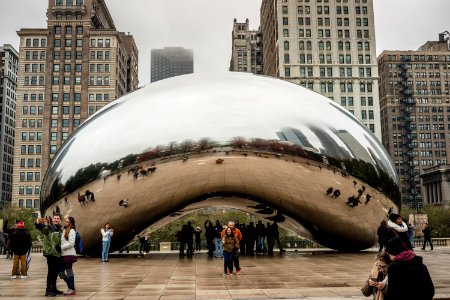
left=74, top=231, right=82, bottom=254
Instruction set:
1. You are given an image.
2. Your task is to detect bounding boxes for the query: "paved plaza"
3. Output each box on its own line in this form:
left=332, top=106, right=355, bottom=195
left=1, top=248, right=449, bottom=300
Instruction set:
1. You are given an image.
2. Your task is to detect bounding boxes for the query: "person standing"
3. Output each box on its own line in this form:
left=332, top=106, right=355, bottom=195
left=35, top=214, right=64, bottom=297
left=422, top=223, right=433, bottom=250
left=222, top=227, right=240, bottom=275
left=59, top=217, right=77, bottom=295
left=139, top=235, right=146, bottom=253
left=194, top=227, right=202, bottom=252
left=204, top=220, right=215, bottom=257
left=256, top=220, right=266, bottom=254
left=101, top=223, right=113, bottom=262
left=214, top=220, right=223, bottom=258
left=408, top=223, right=416, bottom=248
left=10, top=221, right=32, bottom=279
left=221, top=221, right=242, bottom=274
left=0, top=229, right=6, bottom=255
left=377, top=220, right=389, bottom=252
left=272, top=222, right=285, bottom=253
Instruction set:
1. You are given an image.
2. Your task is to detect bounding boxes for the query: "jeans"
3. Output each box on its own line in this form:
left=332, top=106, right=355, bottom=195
left=214, top=238, right=223, bottom=257
left=102, top=241, right=111, bottom=261
left=256, top=236, right=265, bottom=253
left=12, top=254, right=27, bottom=276
left=223, top=251, right=234, bottom=273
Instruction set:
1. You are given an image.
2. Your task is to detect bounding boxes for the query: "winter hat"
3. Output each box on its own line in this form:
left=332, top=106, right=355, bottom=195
left=16, top=221, right=25, bottom=229
left=388, top=213, right=401, bottom=223
left=385, top=236, right=406, bottom=255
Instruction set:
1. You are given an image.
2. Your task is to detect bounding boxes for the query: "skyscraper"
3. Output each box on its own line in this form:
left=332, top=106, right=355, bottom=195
left=259, top=0, right=381, bottom=139
left=229, top=19, right=263, bottom=74
left=0, top=44, right=18, bottom=208
left=378, top=32, right=450, bottom=207
left=151, top=47, right=193, bottom=83
left=12, top=0, right=138, bottom=210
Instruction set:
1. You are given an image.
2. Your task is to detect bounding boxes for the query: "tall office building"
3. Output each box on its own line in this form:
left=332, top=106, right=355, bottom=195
left=260, top=0, right=381, bottom=139
left=229, top=19, right=263, bottom=74
left=378, top=33, right=450, bottom=207
left=151, top=47, right=193, bottom=82
left=0, top=44, right=19, bottom=208
left=12, top=0, right=138, bottom=210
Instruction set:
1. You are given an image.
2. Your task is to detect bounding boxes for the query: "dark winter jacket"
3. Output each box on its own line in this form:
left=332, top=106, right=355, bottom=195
left=10, top=228, right=32, bottom=255
left=387, top=255, right=434, bottom=300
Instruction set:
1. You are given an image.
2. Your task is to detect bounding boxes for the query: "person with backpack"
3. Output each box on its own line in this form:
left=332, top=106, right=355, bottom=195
left=58, top=217, right=77, bottom=296
left=10, top=221, right=32, bottom=279
left=35, top=214, right=64, bottom=297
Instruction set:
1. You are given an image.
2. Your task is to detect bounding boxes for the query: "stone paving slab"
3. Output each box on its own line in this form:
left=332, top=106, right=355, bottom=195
left=0, top=248, right=449, bottom=299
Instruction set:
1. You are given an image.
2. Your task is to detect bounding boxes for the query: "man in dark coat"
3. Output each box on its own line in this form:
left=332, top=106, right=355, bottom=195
left=422, top=223, right=433, bottom=250
left=9, top=221, right=32, bottom=278
left=385, top=236, right=434, bottom=300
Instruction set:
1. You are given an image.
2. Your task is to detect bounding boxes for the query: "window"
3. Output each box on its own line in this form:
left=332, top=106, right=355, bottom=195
left=51, top=132, right=57, bottom=141
left=98, top=39, right=104, bottom=47
left=283, top=29, right=289, bottom=37
left=66, top=26, right=72, bottom=35
left=284, top=41, right=289, bottom=50
left=65, top=39, right=72, bottom=47
left=285, top=67, right=291, bottom=77
left=76, top=26, right=83, bottom=35
left=50, top=145, right=57, bottom=154
left=74, top=106, right=81, bottom=114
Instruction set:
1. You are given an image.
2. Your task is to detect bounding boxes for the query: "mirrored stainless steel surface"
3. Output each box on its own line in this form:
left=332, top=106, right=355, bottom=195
left=41, top=73, right=400, bottom=254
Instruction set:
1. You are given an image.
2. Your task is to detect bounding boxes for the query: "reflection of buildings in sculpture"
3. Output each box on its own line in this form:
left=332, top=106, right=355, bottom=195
left=420, top=165, right=450, bottom=208
left=151, top=47, right=193, bottom=83
left=308, top=126, right=352, bottom=160
left=335, top=130, right=374, bottom=165
left=276, top=127, right=316, bottom=151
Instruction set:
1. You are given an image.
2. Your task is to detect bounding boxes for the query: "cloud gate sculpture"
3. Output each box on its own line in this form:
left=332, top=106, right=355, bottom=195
left=41, top=73, right=400, bottom=255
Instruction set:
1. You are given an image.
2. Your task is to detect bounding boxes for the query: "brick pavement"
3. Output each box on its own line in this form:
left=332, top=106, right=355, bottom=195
left=0, top=248, right=449, bottom=299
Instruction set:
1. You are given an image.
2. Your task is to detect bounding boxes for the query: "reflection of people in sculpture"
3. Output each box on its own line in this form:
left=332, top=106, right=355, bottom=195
left=326, top=187, right=333, bottom=195
left=119, top=199, right=129, bottom=208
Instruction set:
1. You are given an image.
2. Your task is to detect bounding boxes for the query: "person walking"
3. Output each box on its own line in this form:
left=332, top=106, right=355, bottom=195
left=9, top=221, right=32, bottom=279
left=194, top=227, right=202, bottom=252
left=422, top=223, right=433, bottom=250
left=222, top=227, right=240, bottom=275
left=271, top=222, right=285, bottom=253
left=221, top=221, right=242, bottom=274
left=58, top=217, right=77, bottom=295
left=35, top=214, right=64, bottom=297
left=101, top=223, right=113, bottom=262
left=214, top=220, right=223, bottom=258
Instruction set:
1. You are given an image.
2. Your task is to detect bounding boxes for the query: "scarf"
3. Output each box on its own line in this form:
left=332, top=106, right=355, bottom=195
left=394, top=249, right=416, bottom=261
left=387, top=220, right=408, bottom=232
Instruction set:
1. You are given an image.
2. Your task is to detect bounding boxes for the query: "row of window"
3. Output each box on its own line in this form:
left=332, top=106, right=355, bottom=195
left=296, top=17, right=369, bottom=27
left=21, top=132, right=42, bottom=141
left=23, top=76, right=44, bottom=86
left=90, top=51, right=111, bottom=60
left=19, top=172, right=41, bottom=182
left=51, top=119, right=81, bottom=128
left=20, top=145, right=42, bottom=155
left=51, top=106, right=81, bottom=115
left=25, top=51, right=45, bottom=60
left=89, top=94, right=110, bottom=101
left=90, top=39, right=111, bottom=48
left=52, top=93, right=82, bottom=102
left=54, top=51, right=83, bottom=60
left=53, top=63, right=82, bottom=72
left=25, top=38, right=46, bottom=48
left=54, top=39, right=83, bottom=48
left=18, top=199, right=39, bottom=209
left=22, top=106, right=43, bottom=115
left=24, top=64, right=45, bottom=73
left=89, top=63, right=110, bottom=73
left=54, top=26, right=83, bottom=35
left=18, top=186, right=40, bottom=195
left=55, top=0, right=84, bottom=5
left=19, top=158, right=41, bottom=168
left=88, top=76, right=110, bottom=85
left=385, top=55, right=450, bottom=62
left=22, top=119, right=43, bottom=128
left=294, top=5, right=368, bottom=15
left=289, top=52, right=372, bottom=65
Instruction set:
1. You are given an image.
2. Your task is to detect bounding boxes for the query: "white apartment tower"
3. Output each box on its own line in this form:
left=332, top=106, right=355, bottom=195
left=260, top=0, right=381, bottom=139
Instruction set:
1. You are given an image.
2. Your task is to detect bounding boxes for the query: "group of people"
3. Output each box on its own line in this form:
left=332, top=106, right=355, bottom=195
left=325, top=183, right=372, bottom=208
left=0, top=228, right=14, bottom=259
left=30, top=214, right=79, bottom=296
left=176, top=219, right=285, bottom=258
left=363, top=213, right=435, bottom=299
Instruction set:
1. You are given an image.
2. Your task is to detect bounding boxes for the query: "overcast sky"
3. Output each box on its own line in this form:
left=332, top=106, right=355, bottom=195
left=0, top=0, right=449, bottom=86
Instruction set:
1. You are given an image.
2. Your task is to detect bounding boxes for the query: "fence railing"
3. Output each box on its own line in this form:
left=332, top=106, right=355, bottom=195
left=29, top=238, right=450, bottom=254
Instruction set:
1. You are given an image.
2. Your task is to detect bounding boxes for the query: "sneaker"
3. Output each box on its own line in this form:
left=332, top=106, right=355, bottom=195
left=45, top=290, right=56, bottom=297
left=63, top=289, right=76, bottom=296
left=20, top=275, right=27, bottom=279
left=11, top=275, right=17, bottom=279
left=236, top=269, right=241, bottom=275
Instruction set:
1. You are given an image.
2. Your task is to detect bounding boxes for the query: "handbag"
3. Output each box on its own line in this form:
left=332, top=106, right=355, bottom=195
left=63, top=255, right=77, bottom=263
left=361, top=279, right=373, bottom=297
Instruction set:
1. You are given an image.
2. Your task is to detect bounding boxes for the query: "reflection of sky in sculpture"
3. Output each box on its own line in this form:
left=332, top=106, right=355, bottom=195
left=48, top=72, right=397, bottom=184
